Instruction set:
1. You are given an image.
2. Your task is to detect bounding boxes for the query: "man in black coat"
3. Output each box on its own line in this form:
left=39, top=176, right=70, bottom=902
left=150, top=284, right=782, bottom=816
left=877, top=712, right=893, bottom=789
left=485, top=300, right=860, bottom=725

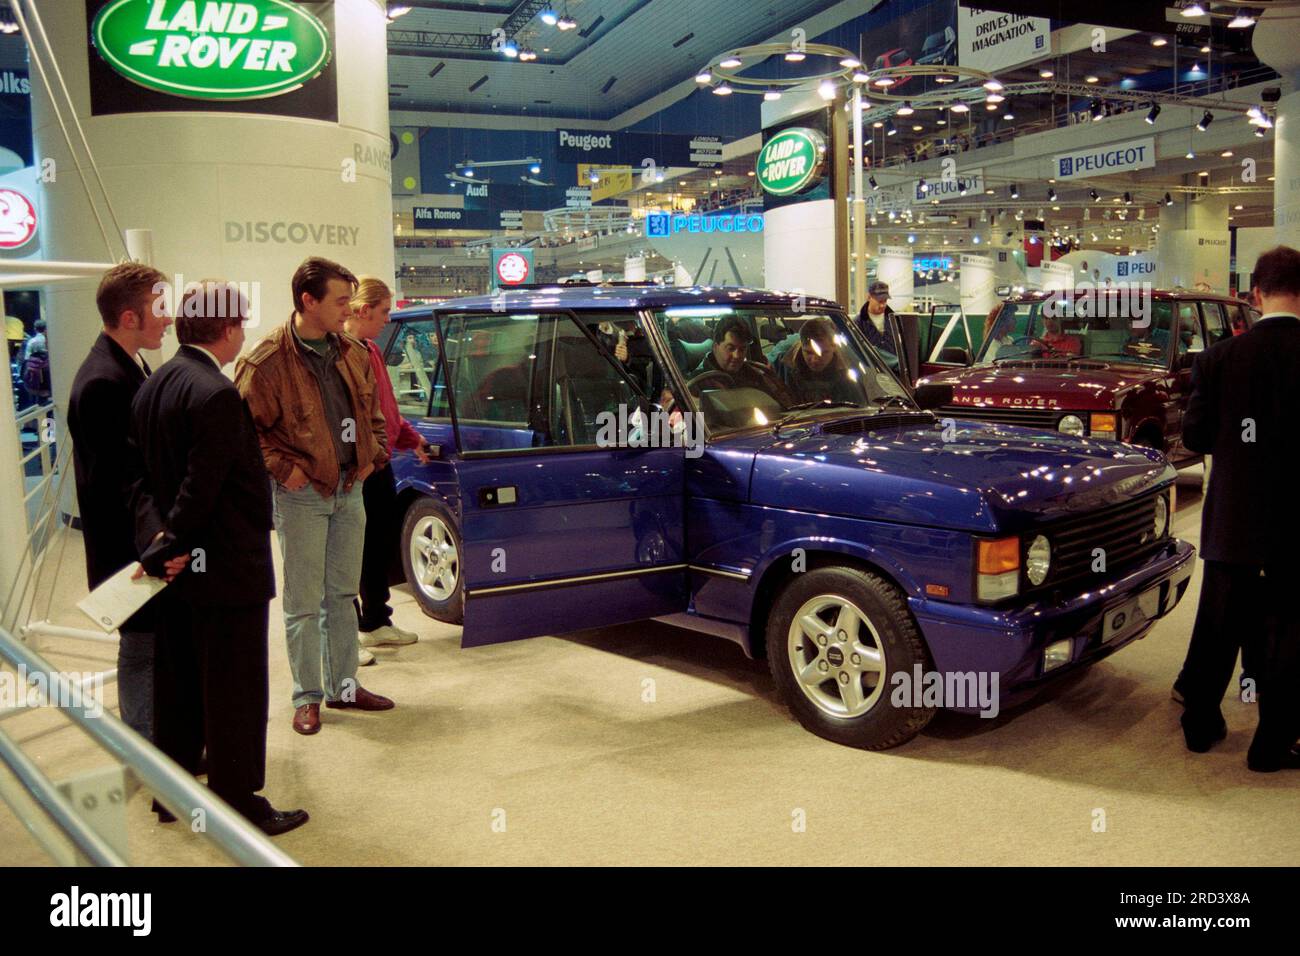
left=1177, top=245, right=1300, bottom=771
left=67, top=263, right=174, bottom=740
left=855, top=280, right=902, bottom=373
left=131, top=281, right=308, bottom=835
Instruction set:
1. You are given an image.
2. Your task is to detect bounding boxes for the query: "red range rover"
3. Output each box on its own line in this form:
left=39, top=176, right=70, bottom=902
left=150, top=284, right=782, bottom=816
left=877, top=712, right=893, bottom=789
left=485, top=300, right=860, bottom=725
left=917, top=290, right=1258, bottom=463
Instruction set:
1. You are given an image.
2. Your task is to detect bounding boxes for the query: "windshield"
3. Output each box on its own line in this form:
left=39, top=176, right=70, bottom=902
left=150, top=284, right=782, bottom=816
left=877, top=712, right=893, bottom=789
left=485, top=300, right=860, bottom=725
left=653, top=306, right=914, bottom=434
left=975, top=299, right=1176, bottom=367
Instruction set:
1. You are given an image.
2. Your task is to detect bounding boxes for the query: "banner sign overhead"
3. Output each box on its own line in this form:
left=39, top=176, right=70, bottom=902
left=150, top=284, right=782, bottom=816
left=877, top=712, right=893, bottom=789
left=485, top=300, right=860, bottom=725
left=1054, top=137, right=1156, bottom=180
left=957, top=6, right=1050, bottom=73
left=556, top=128, right=723, bottom=169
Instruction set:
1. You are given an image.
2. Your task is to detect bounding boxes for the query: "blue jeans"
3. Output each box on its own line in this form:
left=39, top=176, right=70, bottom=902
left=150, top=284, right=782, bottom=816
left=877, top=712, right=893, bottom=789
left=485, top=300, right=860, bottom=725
left=117, top=629, right=154, bottom=741
left=273, top=475, right=366, bottom=708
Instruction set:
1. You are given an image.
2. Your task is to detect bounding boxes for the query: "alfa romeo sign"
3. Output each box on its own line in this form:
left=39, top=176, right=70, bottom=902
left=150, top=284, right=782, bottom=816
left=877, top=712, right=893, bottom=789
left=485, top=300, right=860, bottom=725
left=0, top=189, right=37, bottom=249
left=756, top=127, right=825, bottom=197
left=91, top=0, right=332, bottom=101
left=495, top=251, right=531, bottom=286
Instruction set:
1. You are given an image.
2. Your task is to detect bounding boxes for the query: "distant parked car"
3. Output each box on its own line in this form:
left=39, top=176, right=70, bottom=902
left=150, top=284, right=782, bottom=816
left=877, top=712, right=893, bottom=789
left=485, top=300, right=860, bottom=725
left=918, top=289, right=1259, bottom=463
left=917, top=26, right=956, bottom=66
left=871, top=48, right=914, bottom=89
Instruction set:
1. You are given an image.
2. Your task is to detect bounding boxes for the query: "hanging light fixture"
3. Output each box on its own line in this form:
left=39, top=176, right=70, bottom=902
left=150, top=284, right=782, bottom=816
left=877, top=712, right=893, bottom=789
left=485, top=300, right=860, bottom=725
left=897, top=102, right=914, bottom=116
left=1197, top=110, right=1213, bottom=131
left=1145, top=103, right=1161, bottom=124
left=1228, top=11, right=1256, bottom=28
left=539, top=5, right=559, bottom=26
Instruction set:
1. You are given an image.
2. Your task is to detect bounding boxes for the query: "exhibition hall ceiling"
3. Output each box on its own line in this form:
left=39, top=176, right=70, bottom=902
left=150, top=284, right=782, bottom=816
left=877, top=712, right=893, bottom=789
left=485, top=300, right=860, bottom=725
left=386, top=0, right=865, bottom=118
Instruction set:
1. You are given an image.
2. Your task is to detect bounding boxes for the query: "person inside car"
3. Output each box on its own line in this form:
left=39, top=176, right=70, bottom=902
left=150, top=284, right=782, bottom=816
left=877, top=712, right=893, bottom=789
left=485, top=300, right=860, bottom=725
left=776, top=317, right=861, bottom=405
left=1037, top=315, right=1082, bottom=356
left=689, top=315, right=792, bottom=403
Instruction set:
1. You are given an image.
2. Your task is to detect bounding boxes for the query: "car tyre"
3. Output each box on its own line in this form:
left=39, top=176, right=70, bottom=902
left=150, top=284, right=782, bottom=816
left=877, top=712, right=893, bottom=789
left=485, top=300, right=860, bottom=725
left=401, top=497, right=464, bottom=624
left=766, top=565, right=936, bottom=750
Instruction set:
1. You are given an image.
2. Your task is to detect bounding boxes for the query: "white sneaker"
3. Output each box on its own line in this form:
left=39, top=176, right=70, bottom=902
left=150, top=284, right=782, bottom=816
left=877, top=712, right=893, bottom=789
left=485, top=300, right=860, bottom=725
left=360, top=624, right=418, bottom=647
left=358, top=645, right=376, bottom=666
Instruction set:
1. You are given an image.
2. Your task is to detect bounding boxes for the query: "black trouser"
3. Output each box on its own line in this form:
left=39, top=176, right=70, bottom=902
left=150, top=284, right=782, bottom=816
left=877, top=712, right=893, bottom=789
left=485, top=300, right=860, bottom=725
left=355, top=462, right=398, bottom=632
left=154, top=596, right=270, bottom=822
left=1181, top=561, right=1300, bottom=761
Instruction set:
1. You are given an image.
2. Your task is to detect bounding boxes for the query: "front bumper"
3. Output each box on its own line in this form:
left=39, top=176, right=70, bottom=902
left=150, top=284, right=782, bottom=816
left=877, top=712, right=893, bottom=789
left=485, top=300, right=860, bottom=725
left=909, top=538, right=1195, bottom=712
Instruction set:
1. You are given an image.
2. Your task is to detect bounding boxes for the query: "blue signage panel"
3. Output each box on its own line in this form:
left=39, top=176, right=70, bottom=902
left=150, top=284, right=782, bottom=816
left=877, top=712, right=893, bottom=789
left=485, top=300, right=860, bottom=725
left=645, top=212, right=764, bottom=238
left=413, top=205, right=494, bottom=229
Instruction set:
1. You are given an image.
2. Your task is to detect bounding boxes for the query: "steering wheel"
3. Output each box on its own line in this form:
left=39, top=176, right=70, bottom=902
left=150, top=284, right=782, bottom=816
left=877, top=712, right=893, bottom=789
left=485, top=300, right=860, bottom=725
left=1011, top=334, right=1066, bottom=356
left=686, top=370, right=735, bottom=394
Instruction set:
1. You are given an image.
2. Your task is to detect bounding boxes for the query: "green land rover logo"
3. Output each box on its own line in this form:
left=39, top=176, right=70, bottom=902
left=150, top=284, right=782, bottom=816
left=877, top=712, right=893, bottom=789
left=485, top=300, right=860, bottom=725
left=91, top=0, right=332, bottom=101
left=757, top=127, right=825, bottom=197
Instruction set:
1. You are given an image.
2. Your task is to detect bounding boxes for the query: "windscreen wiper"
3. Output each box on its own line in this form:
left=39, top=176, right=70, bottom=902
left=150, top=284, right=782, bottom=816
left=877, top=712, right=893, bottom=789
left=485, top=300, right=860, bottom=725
left=772, top=401, right=863, bottom=433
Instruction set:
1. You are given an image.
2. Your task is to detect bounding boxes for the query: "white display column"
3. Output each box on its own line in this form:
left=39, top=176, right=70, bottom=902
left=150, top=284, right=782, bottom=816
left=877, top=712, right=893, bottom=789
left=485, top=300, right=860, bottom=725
left=32, top=0, right=395, bottom=414
left=876, top=245, right=915, bottom=311
left=760, top=89, right=838, bottom=302
left=959, top=253, right=998, bottom=315
left=1254, top=14, right=1300, bottom=247
left=623, top=255, right=646, bottom=282
left=1156, top=193, right=1230, bottom=291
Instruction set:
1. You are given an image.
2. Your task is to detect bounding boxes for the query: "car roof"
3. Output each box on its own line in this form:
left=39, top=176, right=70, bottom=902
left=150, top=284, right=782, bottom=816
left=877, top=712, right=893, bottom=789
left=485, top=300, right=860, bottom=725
left=393, top=285, right=842, bottom=319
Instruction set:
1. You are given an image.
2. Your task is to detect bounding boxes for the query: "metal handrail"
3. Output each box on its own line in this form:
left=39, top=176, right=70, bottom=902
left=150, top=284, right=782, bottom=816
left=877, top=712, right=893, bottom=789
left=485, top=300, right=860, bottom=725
left=0, top=624, right=297, bottom=867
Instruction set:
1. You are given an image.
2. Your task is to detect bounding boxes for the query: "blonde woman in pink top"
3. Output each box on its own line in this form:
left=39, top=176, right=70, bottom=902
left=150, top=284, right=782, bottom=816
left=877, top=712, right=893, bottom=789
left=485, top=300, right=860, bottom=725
left=345, top=278, right=435, bottom=660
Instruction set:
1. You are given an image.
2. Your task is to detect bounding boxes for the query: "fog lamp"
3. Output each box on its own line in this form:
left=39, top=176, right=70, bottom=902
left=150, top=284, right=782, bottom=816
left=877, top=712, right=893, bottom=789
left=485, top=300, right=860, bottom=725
left=1044, top=640, right=1072, bottom=672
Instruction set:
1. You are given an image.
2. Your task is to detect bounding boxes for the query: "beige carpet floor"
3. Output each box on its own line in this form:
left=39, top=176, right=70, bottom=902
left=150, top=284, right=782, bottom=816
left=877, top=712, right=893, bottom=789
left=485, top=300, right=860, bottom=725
left=2, top=470, right=1296, bottom=866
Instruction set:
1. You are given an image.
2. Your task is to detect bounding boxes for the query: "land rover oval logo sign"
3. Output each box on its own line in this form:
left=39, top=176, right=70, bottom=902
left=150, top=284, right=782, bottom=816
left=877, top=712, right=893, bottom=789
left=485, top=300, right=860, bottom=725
left=757, top=127, right=825, bottom=196
left=91, top=0, right=332, bottom=101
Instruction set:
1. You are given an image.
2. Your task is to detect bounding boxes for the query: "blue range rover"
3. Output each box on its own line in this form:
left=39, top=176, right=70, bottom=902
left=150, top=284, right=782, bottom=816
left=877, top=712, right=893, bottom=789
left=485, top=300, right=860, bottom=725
left=374, top=285, right=1193, bottom=749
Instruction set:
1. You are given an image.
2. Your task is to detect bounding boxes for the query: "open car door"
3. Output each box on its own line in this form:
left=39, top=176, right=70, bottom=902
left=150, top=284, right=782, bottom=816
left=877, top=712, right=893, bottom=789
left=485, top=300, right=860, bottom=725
left=439, top=308, right=688, bottom=647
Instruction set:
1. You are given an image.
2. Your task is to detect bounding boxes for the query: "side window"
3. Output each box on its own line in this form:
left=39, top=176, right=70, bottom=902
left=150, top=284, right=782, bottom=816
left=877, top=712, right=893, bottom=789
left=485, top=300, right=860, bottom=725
left=1201, top=301, right=1232, bottom=345
left=384, top=318, right=441, bottom=418
left=1176, top=303, right=1204, bottom=358
left=444, top=313, right=543, bottom=428
left=549, top=319, right=639, bottom=446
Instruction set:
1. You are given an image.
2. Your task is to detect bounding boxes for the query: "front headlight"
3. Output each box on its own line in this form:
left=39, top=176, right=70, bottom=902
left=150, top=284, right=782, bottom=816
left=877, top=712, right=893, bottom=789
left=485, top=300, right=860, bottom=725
left=1026, top=534, right=1051, bottom=585
left=1154, top=493, right=1169, bottom=539
left=1058, top=414, right=1085, bottom=436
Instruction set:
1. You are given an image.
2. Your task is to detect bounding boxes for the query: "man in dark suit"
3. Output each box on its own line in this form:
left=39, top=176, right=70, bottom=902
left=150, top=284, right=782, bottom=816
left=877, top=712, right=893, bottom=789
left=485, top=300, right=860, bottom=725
left=131, top=281, right=308, bottom=834
left=67, top=263, right=174, bottom=740
left=855, top=280, right=902, bottom=373
left=1178, top=245, right=1300, bottom=771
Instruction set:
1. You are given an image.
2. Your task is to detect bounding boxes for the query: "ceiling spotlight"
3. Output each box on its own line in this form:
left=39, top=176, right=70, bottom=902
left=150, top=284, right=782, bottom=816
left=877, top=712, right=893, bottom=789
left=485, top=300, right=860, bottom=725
left=539, top=5, right=559, bottom=26
left=556, top=13, right=578, bottom=30
left=869, top=175, right=879, bottom=190
left=874, top=75, right=896, bottom=87
left=1039, top=68, right=1054, bottom=78
left=529, top=163, right=541, bottom=175
left=1220, top=149, right=1234, bottom=157
left=712, top=81, right=733, bottom=95
left=719, top=55, right=742, bottom=69
left=501, top=38, right=519, bottom=58
left=695, top=69, right=712, bottom=84
left=1255, top=126, right=1266, bottom=137
left=1197, top=110, right=1213, bottom=131
left=588, top=169, right=600, bottom=183
left=1089, top=188, right=1100, bottom=202
left=959, top=180, right=968, bottom=195
left=784, top=50, right=806, bottom=62
left=1003, top=107, right=1015, bottom=120
left=1200, top=44, right=1211, bottom=53
left=1085, top=75, right=1100, bottom=84
left=852, top=69, right=870, bottom=83
left=897, top=101, right=914, bottom=116
left=818, top=79, right=837, bottom=100
left=983, top=78, right=1004, bottom=92
left=1145, top=103, right=1161, bottom=124
left=986, top=92, right=1005, bottom=104
left=1164, top=192, right=1174, bottom=206
left=519, top=48, right=537, bottom=61
left=933, top=74, right=954, bottom=84
left=764, top=89, right=782, bottom=101
left=919, top=177, right=929, bottom=193
left=1047, top=187, right=1057, bottom=201
left=387, top=4, right=412, bottom=18
left=1123, top=191, right=1132, bottom=204
left=1151, top=36, right=1167, bottom=47
left=986, top=102, right=999, bottom=111
left=936, top=116, right=947, bottom=125
left=1091, top=100, right=1105, bottom=121
left=463, top=166, right=475, bottom=177
left=1010, top=184, right=1019, bottom=198
left=885, top=119, right=897, bottom=136
left=1228, top=11, right=1255, bottom=28
left=912, top=124, right=923, bottom=132
left=840, top=56, right=861, bottom=68
left=950, top=102, right=969, bottom=113
left=1182, top=2, right=1206, bottom=16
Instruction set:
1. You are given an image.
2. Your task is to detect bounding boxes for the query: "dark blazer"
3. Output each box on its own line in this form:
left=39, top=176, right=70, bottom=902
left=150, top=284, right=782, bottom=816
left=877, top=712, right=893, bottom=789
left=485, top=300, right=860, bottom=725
left=1183, top=314, right=1300, bottom=565
left=67, top=333, right=150, bottom=590
left=130, top=346, right=275, bottom=606
left=855, top=305, right=901, bottom=370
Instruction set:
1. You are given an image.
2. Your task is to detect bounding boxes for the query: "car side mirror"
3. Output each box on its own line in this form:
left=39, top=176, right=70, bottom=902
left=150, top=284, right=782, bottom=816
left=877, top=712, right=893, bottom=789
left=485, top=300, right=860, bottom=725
left=937, top=346, right=971, bottom=366
left=913, top=383, right=953, bottom=409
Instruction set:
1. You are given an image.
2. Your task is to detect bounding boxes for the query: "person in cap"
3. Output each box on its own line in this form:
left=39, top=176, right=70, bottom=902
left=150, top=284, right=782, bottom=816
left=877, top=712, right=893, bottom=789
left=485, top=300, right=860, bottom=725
left=856, top=280, right=902, bottom=372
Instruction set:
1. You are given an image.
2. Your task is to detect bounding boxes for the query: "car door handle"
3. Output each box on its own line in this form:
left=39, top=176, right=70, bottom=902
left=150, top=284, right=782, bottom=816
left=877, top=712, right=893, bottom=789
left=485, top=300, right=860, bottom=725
left=478, top=486, right=518, bottom=507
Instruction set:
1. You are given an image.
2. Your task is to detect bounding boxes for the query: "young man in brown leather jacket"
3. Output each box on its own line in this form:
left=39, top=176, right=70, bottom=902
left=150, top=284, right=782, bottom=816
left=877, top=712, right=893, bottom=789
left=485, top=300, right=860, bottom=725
left=235, top=257, right=395, bottom=736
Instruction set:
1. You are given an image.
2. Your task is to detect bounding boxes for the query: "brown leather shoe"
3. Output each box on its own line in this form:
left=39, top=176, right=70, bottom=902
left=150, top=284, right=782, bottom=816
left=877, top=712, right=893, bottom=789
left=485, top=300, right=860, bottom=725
left=324, top=687, right=395, bottom=711
left=292, top=703, right=321, bottom=735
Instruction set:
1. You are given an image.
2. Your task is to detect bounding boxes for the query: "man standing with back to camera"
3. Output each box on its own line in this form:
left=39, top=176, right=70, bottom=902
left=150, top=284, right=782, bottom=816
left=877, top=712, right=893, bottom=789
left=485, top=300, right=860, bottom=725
left=1177, top=245, right=1300, bottom=771
left=131, top=280, right=307, bottom=834
left=236, top=257, right=394, bottom=737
